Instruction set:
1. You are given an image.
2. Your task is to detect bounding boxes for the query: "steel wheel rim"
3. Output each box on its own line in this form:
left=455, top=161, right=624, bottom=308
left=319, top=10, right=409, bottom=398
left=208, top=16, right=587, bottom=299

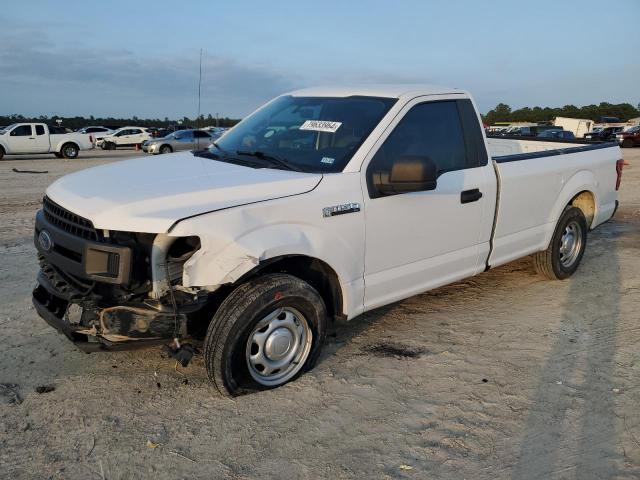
left=245, top=306, right=312, bottom=386
left=559, top=220, right=582, bottom=268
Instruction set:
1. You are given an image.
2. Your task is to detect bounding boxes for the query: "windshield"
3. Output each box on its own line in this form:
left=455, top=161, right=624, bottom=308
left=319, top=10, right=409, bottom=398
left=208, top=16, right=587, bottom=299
left=196, top=95, right=396, bottom=173
left=0, top=123, right=20, bottom=134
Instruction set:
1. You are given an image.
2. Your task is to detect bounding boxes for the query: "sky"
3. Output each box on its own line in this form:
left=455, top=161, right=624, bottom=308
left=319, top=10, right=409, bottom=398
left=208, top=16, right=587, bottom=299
left=1, top=0, right=638, bottom=119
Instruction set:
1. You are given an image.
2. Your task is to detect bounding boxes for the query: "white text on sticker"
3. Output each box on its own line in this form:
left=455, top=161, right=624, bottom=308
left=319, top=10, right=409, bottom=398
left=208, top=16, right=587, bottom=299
left=321, top=157, right=335, bottom=164
left=300, top=120, right=342, bottom=133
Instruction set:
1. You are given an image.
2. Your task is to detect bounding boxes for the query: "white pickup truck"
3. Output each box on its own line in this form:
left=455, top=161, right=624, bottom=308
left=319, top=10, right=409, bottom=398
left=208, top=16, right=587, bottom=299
left=32, top=85, right=623, bottom=396
left=0, top=123, right=95, bottom=160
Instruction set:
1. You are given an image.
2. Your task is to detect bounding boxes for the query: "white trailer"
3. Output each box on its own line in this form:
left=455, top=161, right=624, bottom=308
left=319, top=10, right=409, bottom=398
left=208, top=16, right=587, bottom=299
left=554, top=117, right=593, bottom=137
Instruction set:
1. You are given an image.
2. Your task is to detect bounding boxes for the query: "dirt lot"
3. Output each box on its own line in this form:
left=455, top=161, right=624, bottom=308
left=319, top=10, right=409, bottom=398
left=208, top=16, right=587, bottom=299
left=1, top=147, right=639, bottom=479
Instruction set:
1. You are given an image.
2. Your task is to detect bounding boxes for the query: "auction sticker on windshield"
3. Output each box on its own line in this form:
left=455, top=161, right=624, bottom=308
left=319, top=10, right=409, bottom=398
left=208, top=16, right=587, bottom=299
left=299, top=120, right=342, bottom=133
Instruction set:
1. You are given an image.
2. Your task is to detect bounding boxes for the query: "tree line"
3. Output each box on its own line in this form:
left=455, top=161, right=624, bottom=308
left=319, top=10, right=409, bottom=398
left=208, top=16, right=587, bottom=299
left=483, top=102, right=640, bottom=125
left=3, top=101, right=639, bottom=130
left=0, top=113, right=242, bottom=130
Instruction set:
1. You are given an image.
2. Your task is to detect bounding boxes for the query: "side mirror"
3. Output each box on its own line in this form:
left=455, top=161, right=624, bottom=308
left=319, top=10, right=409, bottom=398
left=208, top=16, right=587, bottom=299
left=373, top=155, right=438, bottom=196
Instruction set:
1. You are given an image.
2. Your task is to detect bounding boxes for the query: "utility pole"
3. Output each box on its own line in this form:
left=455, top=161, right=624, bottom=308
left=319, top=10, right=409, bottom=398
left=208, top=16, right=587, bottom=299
left=197, top=48, right=203, bottom=130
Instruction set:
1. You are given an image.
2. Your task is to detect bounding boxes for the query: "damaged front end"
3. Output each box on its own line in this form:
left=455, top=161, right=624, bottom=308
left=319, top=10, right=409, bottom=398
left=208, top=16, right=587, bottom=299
left=32, top=196, right=207, bottom=352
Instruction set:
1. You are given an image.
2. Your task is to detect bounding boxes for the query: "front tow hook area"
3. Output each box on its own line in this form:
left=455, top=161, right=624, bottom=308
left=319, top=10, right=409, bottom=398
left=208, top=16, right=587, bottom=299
left=32, top=282, right=188, bottom=352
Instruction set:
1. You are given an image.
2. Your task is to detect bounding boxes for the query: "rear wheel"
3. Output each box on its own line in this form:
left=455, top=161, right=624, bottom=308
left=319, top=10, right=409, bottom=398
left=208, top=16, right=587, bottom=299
left=203, top=274, right=327, bottom=396
left=533, top=206, right=587, bottom=280
left=61, top=143, right=79, bottom=159
left=622, top=139, right=634, bottom=148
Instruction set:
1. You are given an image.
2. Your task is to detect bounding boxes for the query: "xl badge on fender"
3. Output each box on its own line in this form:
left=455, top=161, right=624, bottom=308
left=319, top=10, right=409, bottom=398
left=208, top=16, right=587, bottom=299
left=322, top=203, right=361, bottom=218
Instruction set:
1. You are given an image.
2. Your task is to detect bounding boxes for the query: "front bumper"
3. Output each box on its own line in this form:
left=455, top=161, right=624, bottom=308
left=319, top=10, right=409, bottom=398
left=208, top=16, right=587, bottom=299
left=33, top=203, right=191, bottom=351
left=32, top=268, right=188, bottom=352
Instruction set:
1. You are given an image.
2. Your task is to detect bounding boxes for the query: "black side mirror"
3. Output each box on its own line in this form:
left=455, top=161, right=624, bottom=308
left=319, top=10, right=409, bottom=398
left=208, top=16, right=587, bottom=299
left=373, top=155, right=438, bottom=196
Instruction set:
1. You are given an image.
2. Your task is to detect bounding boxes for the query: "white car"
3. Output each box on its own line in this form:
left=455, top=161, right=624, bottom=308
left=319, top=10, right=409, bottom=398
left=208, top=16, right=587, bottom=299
left=0, top=123, right=95, bottom=159
left=100, top=126, right=151, bottom=150
left=77, top=126, right=114, bottom=145
left=33, top=84, right=621, bottom=396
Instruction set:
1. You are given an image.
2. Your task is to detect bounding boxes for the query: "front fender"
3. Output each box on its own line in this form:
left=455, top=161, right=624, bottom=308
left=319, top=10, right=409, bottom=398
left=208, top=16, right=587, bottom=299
left=168, top=172, right=366, bottom=317
left=181, top=222, right=356, bottom=287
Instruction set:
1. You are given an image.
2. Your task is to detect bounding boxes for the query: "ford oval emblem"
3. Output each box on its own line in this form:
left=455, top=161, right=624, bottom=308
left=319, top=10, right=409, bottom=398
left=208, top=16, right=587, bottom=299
left=38, top=230, right=53, bottom=252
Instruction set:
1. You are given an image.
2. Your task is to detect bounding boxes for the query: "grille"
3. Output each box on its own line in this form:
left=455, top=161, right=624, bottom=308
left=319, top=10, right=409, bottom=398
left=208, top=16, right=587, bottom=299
left=42, top=196, right=98, bottom=241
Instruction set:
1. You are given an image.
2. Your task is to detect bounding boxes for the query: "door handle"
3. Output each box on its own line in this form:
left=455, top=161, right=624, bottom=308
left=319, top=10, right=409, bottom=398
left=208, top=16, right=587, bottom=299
left=461, top=188, right=483, bottom=204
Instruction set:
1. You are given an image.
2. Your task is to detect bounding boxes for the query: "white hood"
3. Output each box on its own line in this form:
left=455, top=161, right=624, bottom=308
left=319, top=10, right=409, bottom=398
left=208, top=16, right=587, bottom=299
left=46, top=151, right=322, bottom=233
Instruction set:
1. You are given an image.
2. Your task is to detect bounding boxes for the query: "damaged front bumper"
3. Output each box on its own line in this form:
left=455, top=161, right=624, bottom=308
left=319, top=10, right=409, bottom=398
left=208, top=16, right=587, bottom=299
left=33, top=269, right=189, bottom=352
left=32, top=198, right=204, bottom=352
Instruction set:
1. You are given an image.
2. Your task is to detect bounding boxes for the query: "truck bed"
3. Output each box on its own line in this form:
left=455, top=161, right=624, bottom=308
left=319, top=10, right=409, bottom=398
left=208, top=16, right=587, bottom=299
left=485, top=136, right=620, bottom=269
left=487, top=135, right=614, bottom=158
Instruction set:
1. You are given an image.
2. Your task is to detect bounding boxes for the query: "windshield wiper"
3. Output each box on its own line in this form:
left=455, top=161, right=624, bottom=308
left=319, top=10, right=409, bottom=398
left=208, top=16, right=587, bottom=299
left=236, top=150, right=303, bottom=172
left=210, top=142, right=227, bottom=154
left=192, top=149, right=262, bottom=168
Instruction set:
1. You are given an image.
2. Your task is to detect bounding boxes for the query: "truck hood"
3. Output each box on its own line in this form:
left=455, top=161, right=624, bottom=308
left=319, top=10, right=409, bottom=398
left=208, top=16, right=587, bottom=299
left=46, top=151, right=322, bottom=233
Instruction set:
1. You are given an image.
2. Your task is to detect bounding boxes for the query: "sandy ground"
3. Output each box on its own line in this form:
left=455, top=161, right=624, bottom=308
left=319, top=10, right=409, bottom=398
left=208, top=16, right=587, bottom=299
left=0, top=147, right=639, bottom=480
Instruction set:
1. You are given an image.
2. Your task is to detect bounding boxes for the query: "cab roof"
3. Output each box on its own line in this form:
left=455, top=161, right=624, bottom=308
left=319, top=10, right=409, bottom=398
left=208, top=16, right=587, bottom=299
left=287, top=84, right=466, bottom=99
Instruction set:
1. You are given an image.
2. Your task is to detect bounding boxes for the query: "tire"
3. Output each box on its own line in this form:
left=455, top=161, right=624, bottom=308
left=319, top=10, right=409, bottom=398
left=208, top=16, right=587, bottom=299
left=533, top=206, right=587, bottom=280
left=0, top=147, right=4, bottom=160
left=159, top=145, right=172, bottom=154
left=54, top=152, right=63, bottom=158
left=622, top=139, right=634, bottom=148
left=204, top=273, right=328, bottom=396
left=61, top=143, right=79, bottom=159
left=103, top=142, right=116, bottom=150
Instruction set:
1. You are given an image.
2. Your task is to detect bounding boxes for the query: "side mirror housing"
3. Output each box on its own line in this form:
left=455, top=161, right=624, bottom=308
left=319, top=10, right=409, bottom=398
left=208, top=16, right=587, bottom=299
left=373, top=155, right=438, bottom=196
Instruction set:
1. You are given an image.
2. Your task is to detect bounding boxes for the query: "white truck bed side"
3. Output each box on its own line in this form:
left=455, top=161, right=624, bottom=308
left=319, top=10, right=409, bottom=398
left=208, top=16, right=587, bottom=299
left=487, top=139, right=620, bottom=268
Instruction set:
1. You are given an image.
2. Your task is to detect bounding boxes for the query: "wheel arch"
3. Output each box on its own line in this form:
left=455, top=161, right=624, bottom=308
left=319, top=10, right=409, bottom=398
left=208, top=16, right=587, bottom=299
left=237, top=255, right=344, bottom=320
left=549, top=170, right=599, bottom=229
left=569, top=190, right=596, bottom=227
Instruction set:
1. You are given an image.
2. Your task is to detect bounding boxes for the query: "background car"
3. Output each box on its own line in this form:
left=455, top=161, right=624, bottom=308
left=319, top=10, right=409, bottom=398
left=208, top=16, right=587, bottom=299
left=143, top=129, right=212, bottom=154
left=76, top=126, right=114, bottom=145
left=537, top=130, right=576, bottom=140
left=101, top=127, right=151, bottom=149
left=498, top=125, right=562, bottom=137
left=616, top=125, right=640, bottom=148
left=584, top=126, right=624, bottom=141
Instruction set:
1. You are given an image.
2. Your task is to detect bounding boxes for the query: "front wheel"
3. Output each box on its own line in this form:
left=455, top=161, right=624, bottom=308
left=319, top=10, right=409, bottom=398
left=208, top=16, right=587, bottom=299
left=622, top=139, right=634, bottom=148
left=159, top=145, right=172, bottom=154
left=533, top=206, right=587, bottom=280
left=204, top=274, right=327, bottom=396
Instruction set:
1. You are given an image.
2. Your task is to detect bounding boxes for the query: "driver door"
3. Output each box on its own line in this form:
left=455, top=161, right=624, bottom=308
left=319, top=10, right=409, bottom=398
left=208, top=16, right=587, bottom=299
left=8, top=124, right=36, bottom=153
left=362, top=97, right=494, bottom=310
